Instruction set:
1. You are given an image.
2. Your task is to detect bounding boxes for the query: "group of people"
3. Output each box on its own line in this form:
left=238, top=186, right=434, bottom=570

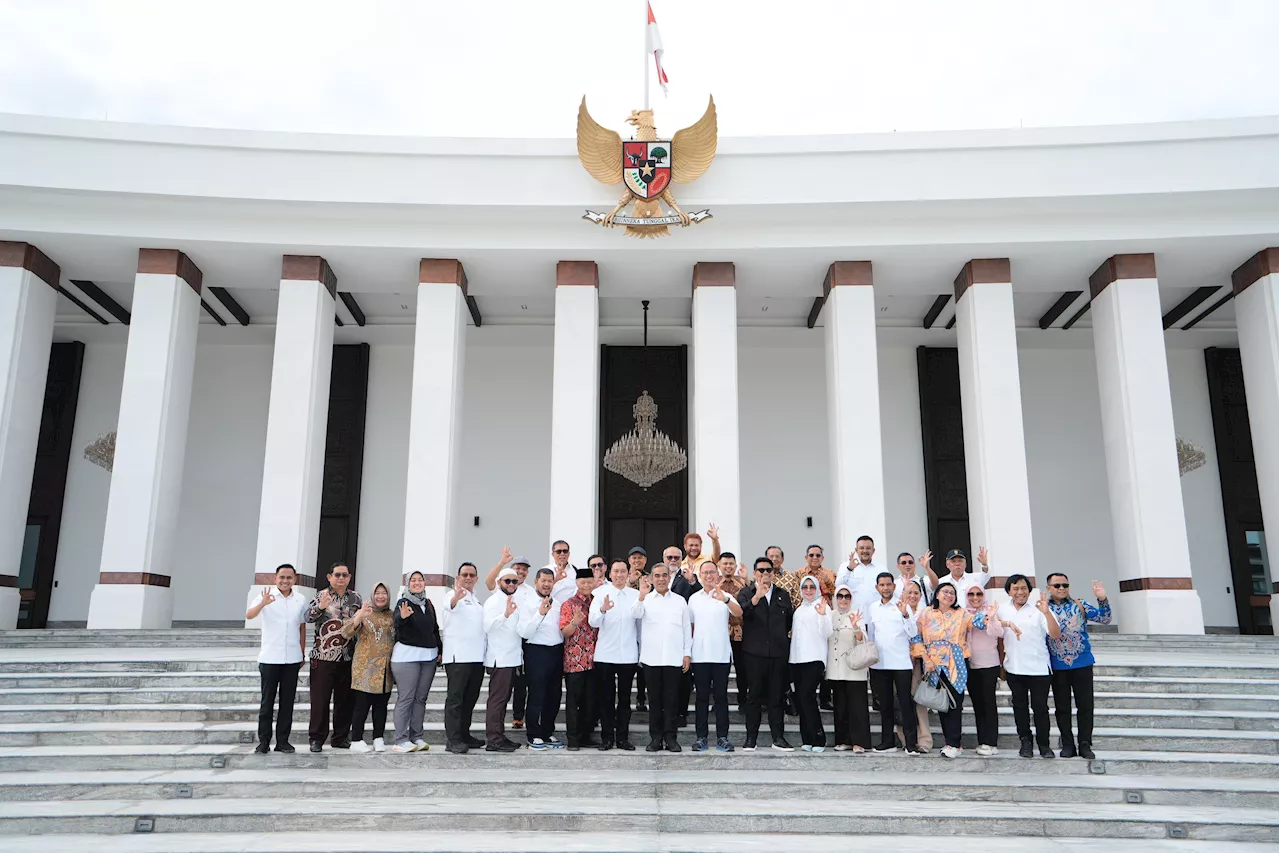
left=250, top=530, right=1111, bottom=760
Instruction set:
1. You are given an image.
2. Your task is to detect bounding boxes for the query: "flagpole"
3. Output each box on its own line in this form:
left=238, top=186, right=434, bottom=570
left=642, top=0, right=650, bottom=110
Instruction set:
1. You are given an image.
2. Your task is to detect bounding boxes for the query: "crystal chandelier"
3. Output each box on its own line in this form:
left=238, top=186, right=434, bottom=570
left=1176, top=436, right=1206, bottom=477
left=602, top=300, right=688, bottom=489
left=84, top=430, right=116, bottom=472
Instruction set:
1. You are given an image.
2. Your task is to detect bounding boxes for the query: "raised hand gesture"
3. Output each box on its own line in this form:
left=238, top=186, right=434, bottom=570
left=849, top=609, right=862, bottom=627
left=706, top=522, right=720, bottom=541
left=1092, top=580, right=1107, bottom=600
left=815, top=598, right=828, bottom=616
left=539, top=596, right=553, bottom=615
left=317, top=589, right=333, bottom=610
left=848, top=551, right=857, bottom=568
left=920, top=551, right=933, bottom=572
left=451, top=585, right=467, bottom=607
left=358, top=599, right=373, bottom=617
left=1034, top=595, right=1050, bottom=616
left=504, top=595, right=518, bottom=618
left=638, top=576, right=653, bottom=600
left=897, top=598, right=910, bottom=618
left=977, top=546, right=989, bottom=568
left=601, top=594, right=615, bottom=613
left=397, top=600, right=413, bottom=619
left=710, top=586, right=727, bottom=602
left=499, top=545, right=512, bottom=566
left=259, top=587, right=276, bottom=606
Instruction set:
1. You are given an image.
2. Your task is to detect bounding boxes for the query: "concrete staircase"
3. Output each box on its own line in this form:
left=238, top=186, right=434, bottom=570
left=0, top=630, right=1274, bottom=852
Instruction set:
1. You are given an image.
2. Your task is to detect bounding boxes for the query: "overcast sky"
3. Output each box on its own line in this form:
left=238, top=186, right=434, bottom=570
left=0, top=0, right=1274, bottom=139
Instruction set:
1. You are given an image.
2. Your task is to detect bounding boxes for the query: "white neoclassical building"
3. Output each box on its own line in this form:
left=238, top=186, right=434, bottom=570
left=0, top=111, right=1275, bottom=635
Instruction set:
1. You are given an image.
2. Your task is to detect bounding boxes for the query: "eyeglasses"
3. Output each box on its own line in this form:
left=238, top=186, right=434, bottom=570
left=331, top=573, right=349, bottom=578
left=806, top=553, right=822, bottom=559
left=898, top=560, right=915, bottom=566
left=458, top=573, right=478, bottom=579
left=756, top=567, right=774, bottom=573
left=1050, top=583, right=1070, bottom=589
left=835, top=593, right=852, bottom=600
left=500, top=579, right=519, bottom=585
left=966, top=591, right=984, bottom=596
left=553, top=548, right=569, bottom=555
left=665, top=555, right=681, bottom=561
left=589, top=562, right=605, bottom=569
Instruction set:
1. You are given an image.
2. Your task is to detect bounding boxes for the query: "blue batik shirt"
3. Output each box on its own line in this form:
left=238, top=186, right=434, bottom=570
left=1047, top=597, right=1111, bottom=670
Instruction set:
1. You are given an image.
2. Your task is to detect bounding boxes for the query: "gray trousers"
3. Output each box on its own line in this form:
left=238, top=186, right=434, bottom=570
left=390, top=659, right=437, bottom=744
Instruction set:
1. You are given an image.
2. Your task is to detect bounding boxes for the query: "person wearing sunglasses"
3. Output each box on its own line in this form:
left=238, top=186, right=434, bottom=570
left=737, top=557, right=795, bottom=751
left=827, top=584, right=872, bottom=752
left=305, top=562, right=363, bottom=753
left=1045, top=574, right=1111, bottom=759
left=542, top=540, right=581, bottom=605
left=482, top=567, right=524, bottom=752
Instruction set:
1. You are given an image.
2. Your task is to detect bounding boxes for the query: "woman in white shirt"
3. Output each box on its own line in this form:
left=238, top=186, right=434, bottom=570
left=789, top=576, right=833, bottom=752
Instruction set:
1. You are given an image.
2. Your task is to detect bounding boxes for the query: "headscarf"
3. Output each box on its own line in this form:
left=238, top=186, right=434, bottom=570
left=799, top=576, right=821, bottom=608
left=834, top=583, right=855, bottom=615
left=399, top=571, right=427, bottom=609
left=965, top=584, right=993, bottom=617
left=369, top=582, right=391, bottom=613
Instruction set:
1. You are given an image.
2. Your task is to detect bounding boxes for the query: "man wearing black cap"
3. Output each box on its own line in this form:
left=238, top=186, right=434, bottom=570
left=926, top=546, right=991, bottom=597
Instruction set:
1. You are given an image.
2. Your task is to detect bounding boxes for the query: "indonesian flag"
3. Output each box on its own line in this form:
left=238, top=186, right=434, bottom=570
left=646, top=2, right=669, bottom=95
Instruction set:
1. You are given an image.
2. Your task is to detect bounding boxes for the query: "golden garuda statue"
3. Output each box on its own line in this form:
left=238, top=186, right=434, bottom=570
left=577, top=96, right=717, bottom=238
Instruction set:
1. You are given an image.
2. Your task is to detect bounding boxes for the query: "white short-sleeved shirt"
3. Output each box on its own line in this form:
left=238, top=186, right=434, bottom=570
left=867, top=599, right=915, bottom=670
left=997, top=600, right=1058, bottom=676
left=937, top=570, right=989, bottom=598
left=637, top=590, right=692, bottom=668
left=687, top=590, right=733, bottom=664
left=440, top=590, right=486, bottom=664
left=257, top=589, right=309, bottom=665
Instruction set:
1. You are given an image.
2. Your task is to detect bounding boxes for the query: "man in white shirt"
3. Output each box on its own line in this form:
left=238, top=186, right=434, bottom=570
left=482, top=568, right=523, bottom=752
left=997, top=573, right=1062, bottom=758
left=543, top=539, right=582, bottom=604
left=636, top=563, right=692, bottom=752
left=688, top=559, right=742, bottom=752
left=926, top=547, right=991, bottom=598
left=518, top=568, right=567, bottom=749
left=867, top=572, right=923, bottom=754
left=246, top=563, right=309, bottom=754
left=441, top=562, right=486, bottom=754
left=589, top=559, right=641, bottom=751
left=837, top=535, right=881, bottom=600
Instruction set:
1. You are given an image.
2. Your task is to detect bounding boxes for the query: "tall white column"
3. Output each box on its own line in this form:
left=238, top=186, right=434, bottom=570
left=691, top=262, right=741, bottom=555
left=245, top=256, right=336, bottom=627
left=402, top=259, right=468, bottom=608
left=0, top=243, right=58, bottom=629
left=823, top=262, right=886, bottom=558
left=87, top=249, right=202, bottom=629
left=1089, top=254, right=1204, bottom=634
left=953, top=259, right=1037, bottom=592
left=548, top=261, right=600, bottom=558
left=1232, top=248, right=1279, bottom=628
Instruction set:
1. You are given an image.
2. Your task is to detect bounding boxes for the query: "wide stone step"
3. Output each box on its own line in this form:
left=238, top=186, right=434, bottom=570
left=1, top=702, right=1272, bottom=732
left=1, top=720, right=1274, bottom=753
left=0, top=796, right=1273, bottom=842
left=0, top=767, right=1274, bottom=809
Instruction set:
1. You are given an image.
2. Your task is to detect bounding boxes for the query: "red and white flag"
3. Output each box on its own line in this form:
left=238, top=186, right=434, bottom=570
left=646, top=2, right=669, bottom=95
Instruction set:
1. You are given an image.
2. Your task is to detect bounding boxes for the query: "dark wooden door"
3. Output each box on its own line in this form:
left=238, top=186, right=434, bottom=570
left=1204, top=347, right=1270, bottom=634
left=916, top=347, right=972, bottom=563
left=599, top=345, right=688, bottom=564
left=317, top=344, right=370, bottom=585
left=20, top=342, right=84, bottom=628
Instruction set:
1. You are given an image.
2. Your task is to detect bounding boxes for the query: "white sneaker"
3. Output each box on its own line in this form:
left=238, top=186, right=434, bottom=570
left=974, top=744, right=993, bottom=757
left=373, top=738, right=386, bottom=753
left=349, top=741, right=371, bottom=754
left=391, top=742, right=415, bottom=753
left=941, top=745, right=960, bottom=759
left=412, top=739, right=429, bottom=752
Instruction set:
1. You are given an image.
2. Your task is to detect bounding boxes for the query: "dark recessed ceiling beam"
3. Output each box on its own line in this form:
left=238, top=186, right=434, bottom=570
left=922, top=294, right=950, bottom=329
left=56, top=286, right=108, bottom=325
left=1162, top=286, right=1222, bottom=329
left=338, top=292, right=367, bottom=327
left=334, top=314, right=344, bottom=327
left=1061, top=303, right=1091, bottom=330
left=805, top=296, right=825, bottom=329
left=944, top=314, right=956, bottom=330
left=200, top=300, right=227, bottom=326
left=466, top=294, right=483, bottom=328
left=207, top=286, right=250, bottom=326
left=1182, top=293, right=1234, bottom=330
left=69, top=279, right=130, bottom=324
left=1038, top=291, right=1083, bottom=329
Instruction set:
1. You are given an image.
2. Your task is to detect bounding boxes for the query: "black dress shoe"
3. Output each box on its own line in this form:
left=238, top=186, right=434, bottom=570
left=597, top=739, right=614, bottom=751
left=465, top=736, right=485, bottom=749
left=1018, top=739, right=1033, bottom=758
left=785, top=701, right=798, bottom=717
left=274, top=742, right=295, bottom=754
left=330, top=738, right=352, bottom=750
left=819, top=700, right=834, bottom=711
left=645, top=740, right=663, bottom=752
left=635, top=701, right=648, bottom=712
left=1039, top=743, right=1055, bottom=758
left=772, top=738, right=795, bottom=752
left=446, top=742, right=469, bottom=755
left=1060, top=740, right=1077, bottom=759
left=254, top=743, right=270, bottom=754
left=1078, top=743, right=1096, bottom=760
left=665, top=739, right=682, bottom=753
left=566, top=743, right=581, bottom=751
left=309, top=741, right=323, bottom=753
left=616, top=740, right=636, bottom=751
left=582, top=736, right=601, bottom=747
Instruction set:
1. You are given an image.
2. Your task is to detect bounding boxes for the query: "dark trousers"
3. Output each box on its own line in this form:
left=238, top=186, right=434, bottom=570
left=349, top=690, right=389, bottom=742
left=444, top=662, right=485, bottom=746
left=1051, top=665, right=1096, bottom=746
left=677, top=667, right=693, bottom=719
left=792, top=661, right=826, bottom=747
left=564, top=669, right=596, bottom=746
left=308, top=658, right=353, bottom=745
left=937, top=672, right=966, bottom=748
left=1007, top=672, right=1052, bottom=746
left=257, top=661, right=301, bottom=746
left=969, top=665, right=1001, bottom=747
left=523, top=643, right=564, bottom=741
left=643, top=664, right=681, bottom=743
left=635, top=665, right=647, bottom=703
left=742, top=652, right=787, bottom=741
left=693, top=662, right=730, bottom=739
left=595, top=661, right=637, bottom=742
left=831, top=679, right=871, bottom=748
left=870, top=668, right=916, bottom=749
left=485, top=666, right=516, bottom=747
left=512, top=645, right=528, bottom=719
left=819, top=678, right=832, bottom=706
left=730, top=640, right=746, bottom=709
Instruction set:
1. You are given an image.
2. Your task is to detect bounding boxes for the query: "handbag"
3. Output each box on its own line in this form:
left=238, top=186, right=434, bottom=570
left=913, top=674, right=954, bottom=712
left=846, top=637, right=879, bottom=670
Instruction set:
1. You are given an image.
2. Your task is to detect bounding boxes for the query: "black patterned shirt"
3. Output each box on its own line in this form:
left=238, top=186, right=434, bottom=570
left=307, top=588, right=363, bottom=662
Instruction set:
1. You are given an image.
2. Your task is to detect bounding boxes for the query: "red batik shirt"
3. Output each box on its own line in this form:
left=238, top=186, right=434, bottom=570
left=559, top=592, right=598, bottom=673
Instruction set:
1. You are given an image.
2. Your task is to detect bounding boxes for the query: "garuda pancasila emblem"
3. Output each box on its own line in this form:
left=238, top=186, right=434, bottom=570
left=577, top=96, right=717, bottom=239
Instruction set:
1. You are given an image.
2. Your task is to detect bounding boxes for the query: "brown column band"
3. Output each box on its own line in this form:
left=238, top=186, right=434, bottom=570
left=1118, top=577, right=1194, bottom=593
left=556, top=261, right=599, bottom=287
left=0, top=241, right=61, bottom=290
left=253, top=573, right=319, bottom=587
left=98, top=572, right=171, bottom=588
left=692, top=261, right=735, bottom=289
left=0, top=575, right=17, bottom=589
left=1088, top=253, right=1156, bottom=300
left=138, top=249, right=203, bottom=294
left=953, top=258, right=1011, bottom=303
left=1231, top=248, right=1279, bottom=295
left=281, top=255, right=337, bottom=298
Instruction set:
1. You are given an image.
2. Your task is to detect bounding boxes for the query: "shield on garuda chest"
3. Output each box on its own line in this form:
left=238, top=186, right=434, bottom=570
left=622, top=141, right=672, bottom=200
